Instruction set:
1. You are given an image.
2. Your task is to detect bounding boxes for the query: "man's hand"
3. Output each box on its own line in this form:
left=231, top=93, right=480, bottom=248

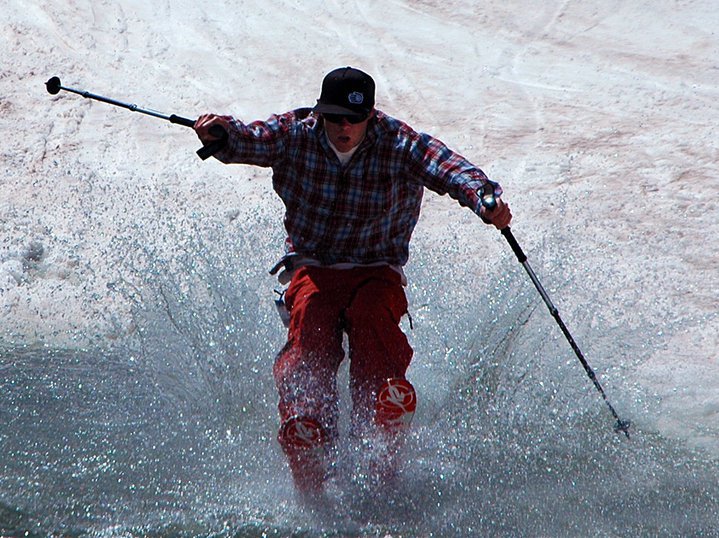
left=194, top=114, right=232, bottom=145
left=479, top=198, right=512, bottom=229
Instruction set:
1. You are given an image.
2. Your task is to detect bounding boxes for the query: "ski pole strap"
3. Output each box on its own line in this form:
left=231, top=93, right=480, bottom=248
left=501, top=227, right=527, bottom=263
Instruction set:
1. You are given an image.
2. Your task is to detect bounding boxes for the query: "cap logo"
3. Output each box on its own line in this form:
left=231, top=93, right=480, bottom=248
left=347, top=91, right=364, bottom=105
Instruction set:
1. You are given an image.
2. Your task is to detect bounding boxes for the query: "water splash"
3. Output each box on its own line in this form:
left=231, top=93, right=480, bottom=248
left=2, top=207, right=719, bottom=537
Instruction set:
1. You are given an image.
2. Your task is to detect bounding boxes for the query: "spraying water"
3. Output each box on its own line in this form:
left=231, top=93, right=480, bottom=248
left=3, top=1, right=719, bottom=535
left=2, top=191, right=719, bottom=536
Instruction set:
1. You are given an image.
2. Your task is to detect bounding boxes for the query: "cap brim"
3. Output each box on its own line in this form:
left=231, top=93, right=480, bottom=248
left=313, top=102, right=367, bottom=117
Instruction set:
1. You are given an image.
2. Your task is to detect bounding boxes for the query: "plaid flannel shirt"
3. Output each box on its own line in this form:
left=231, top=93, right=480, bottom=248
left=215, top=109, right=502, bottom=266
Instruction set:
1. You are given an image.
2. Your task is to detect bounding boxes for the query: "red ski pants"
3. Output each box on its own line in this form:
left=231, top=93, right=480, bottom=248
left=273, top=265, right=413, bottom=442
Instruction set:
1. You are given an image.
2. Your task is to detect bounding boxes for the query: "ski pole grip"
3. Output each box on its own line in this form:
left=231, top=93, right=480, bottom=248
left=196, top=124, right=228, bottom=160
left=168, top=114, right=225, bottom=160
left=501, top=228, right=527, bottom=263
left=480, top=186, right=498, bottom=211
left=170, top=114, right=196, bottom=128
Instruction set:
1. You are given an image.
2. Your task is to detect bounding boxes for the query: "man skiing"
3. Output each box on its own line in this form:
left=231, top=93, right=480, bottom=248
left=194, top=66, right=511, bottom=498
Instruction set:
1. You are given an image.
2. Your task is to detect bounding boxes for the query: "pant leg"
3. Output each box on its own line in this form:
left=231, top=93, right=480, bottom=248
left=343, top=267, right=414, bottom=428
left=273, top=267, right=347, bottom=441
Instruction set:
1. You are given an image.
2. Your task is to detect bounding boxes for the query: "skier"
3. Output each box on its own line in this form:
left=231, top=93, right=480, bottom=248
left=194, top=66, right=512, bottom=499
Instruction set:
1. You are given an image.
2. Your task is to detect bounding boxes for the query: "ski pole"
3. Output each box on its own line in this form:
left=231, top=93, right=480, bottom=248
left=44, top=76, right=226, bottom=160
left=481, top=191, right=631, bottom=438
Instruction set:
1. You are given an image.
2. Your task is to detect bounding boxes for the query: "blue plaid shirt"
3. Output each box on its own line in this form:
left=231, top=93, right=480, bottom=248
left=215, top=109, right=502, bottom=266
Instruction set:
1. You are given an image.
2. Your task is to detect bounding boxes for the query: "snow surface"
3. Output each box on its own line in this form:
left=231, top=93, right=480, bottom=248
left=2, top=0, right=719, bottom=527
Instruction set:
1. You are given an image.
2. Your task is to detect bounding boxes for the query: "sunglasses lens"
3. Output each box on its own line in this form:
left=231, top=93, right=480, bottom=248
left=324, top=113, right=367, bottom=124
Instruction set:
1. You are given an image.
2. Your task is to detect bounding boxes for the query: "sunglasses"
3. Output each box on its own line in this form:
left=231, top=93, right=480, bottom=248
left=323, top=112, right=369, bottom=125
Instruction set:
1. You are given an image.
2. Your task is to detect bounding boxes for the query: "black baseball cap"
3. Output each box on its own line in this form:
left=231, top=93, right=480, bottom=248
left=313, top=67, right=375, bottom=118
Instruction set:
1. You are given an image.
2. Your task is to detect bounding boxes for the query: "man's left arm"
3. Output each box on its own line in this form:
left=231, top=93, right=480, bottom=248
left=408, top=132, right=512, bottom=229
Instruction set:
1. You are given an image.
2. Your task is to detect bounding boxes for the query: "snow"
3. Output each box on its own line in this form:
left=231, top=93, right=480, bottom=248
left=2, top=0, right=719, bottom=491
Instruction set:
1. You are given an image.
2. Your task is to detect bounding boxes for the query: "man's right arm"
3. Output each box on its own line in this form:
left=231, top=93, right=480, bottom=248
left=406, top=130, right=510, bottom=227
left=193, top=112, right=293, bottom=166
